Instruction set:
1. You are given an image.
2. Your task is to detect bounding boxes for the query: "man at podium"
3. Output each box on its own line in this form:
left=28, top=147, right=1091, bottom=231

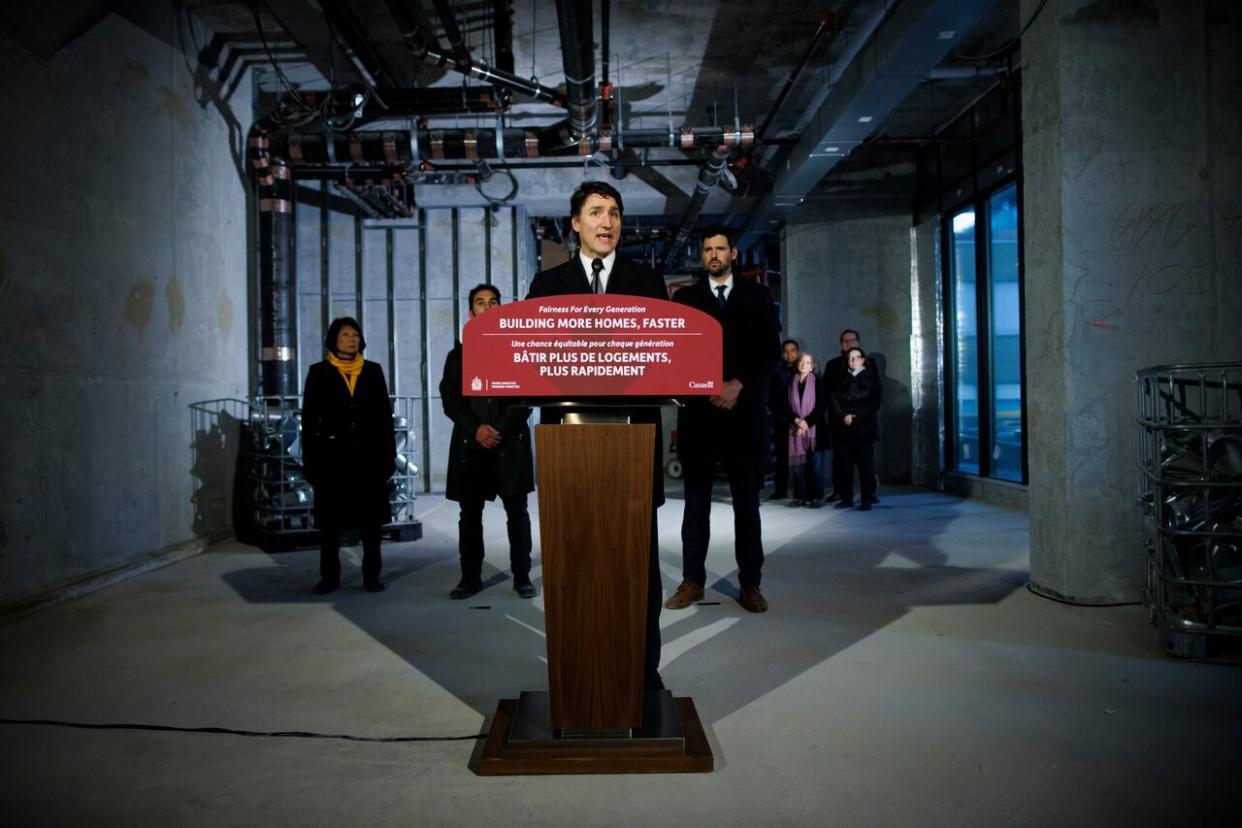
left=527, top=180, right=668, bottom=691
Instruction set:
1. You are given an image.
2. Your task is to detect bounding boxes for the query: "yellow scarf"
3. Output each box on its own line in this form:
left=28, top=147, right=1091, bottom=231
left=327, top=352, right=364, bottom=396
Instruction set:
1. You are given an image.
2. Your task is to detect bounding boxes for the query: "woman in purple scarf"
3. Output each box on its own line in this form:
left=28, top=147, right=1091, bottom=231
left=787, top=353, right=825, bottom=507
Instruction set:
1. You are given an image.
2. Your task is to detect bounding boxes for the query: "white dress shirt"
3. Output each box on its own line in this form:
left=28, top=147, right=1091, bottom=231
left=579, top=250, right=618, bottom=293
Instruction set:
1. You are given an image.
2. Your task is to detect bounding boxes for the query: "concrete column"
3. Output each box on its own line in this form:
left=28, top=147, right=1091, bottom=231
left=1022, top=0, right=1242, bottom=602
left=785, top=212, right=914, bottom=483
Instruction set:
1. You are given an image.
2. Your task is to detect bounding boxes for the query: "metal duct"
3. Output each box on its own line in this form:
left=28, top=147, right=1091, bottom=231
left=740, top=0, right=996, bottom=246
left=661, top=144, right=732, bottom=272
left=249, top=131, right=299, bottom=398
left=555, top=0, right=596, bottom=139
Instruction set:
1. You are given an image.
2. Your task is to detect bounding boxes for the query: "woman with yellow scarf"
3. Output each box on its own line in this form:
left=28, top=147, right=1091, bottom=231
left=300, top=317, right=396, bottom=594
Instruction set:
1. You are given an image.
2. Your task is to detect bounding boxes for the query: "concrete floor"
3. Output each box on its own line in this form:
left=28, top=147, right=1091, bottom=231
left=1, top=488, right=1238, bottom=826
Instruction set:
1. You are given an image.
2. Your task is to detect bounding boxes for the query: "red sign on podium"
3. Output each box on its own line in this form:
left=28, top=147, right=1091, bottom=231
left=461, top=296, right=722, bottom=397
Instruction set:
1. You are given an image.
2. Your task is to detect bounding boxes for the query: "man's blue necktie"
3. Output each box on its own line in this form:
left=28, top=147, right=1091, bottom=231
left=716, top=284, right=727, bottom=310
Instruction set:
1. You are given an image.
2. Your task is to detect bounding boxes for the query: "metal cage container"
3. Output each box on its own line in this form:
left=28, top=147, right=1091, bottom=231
left=1137, top=362, right=1242, bottom=657
left=241, top=395, right=423, bottom=551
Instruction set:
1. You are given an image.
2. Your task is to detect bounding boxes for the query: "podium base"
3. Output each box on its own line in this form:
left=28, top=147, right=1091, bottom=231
left=476, top=691, right=713, bottom=775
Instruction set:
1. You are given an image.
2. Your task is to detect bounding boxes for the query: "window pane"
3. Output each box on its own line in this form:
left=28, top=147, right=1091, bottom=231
left=951, top=208, right=979, bottom=474
left=988, top=184, right=1023, bottom=481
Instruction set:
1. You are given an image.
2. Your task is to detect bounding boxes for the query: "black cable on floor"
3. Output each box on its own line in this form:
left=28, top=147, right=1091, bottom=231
left=0, top=718, right=484, bottom=743
left=1025, top=583, right=1141, bottom=608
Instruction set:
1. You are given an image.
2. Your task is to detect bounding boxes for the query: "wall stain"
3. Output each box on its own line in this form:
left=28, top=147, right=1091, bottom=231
left=118, top=61, right=151, bottom=88
left=125, top=280, right=155, bottom=332
left=218, top=294, right=234, bottom=337
left=860, top=300, right=900, bottom=332
left=166, top=279, right=186, bottom=332
left=158, top=86, right=191, bottom=124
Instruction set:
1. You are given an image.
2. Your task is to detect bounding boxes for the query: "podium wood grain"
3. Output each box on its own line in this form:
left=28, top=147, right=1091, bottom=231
left=535, top=423, right=654, bottom=730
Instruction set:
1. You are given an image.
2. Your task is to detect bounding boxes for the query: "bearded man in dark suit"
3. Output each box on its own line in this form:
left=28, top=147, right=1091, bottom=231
left=666, top=225, right=780, bottom=613
left=526, top=180, right=668, bottom=691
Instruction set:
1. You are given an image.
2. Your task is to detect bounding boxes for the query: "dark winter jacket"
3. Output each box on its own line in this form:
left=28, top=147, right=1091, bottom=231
left=440, top=343, right=534, bottom=502
left=300, top=360, right=396, bottom=529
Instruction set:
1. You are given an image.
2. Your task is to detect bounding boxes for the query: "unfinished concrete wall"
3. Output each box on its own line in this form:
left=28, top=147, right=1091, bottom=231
left=1022, top=0, right=1242, bottom=602
left=0, top=12, right=250, bottom=607
left=784, top=213, right=914, bottom=483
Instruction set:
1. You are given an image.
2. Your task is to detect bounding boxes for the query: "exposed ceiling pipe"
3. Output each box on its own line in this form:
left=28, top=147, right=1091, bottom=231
left=319, top=0, right=394, bottom=90
left=554, top=0, right=596, bottom=140
left=248, top=115, right=299, bottom=398
left=416, top=43, right=565, bottom=106
left=754, top=11, right=837, bottom=146
left=431, top=0, right=472, bottom=66
left=270, top=123, right=754, bottom=168
left=661, top=144, right=732, bottom=272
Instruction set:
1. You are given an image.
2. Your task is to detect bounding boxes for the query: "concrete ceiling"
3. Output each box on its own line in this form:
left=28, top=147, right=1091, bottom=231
left=143, top=0, right=1017, bottom=237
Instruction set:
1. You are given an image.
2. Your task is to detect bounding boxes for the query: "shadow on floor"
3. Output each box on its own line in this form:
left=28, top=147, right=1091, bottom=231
left=219, top=490, right=1029, bottom=724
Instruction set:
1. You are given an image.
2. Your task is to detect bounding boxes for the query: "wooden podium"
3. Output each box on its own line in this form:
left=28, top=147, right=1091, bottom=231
left=477, top=405, right=713, bottom=775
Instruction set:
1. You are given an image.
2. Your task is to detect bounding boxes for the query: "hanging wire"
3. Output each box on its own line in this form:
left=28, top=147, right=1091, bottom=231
left=247, top=0, right=309, bottom=108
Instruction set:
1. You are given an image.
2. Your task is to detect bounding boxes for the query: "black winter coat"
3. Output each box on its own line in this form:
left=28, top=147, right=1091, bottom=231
left=440, top=343, right=534, bottom=502
left=300, top=360, right=396, bottom=530
left=672, top=276, right=780, bottom=465
left=527, top=254, right=669, bottom=507
left=829, top=367, right=882, bottom=445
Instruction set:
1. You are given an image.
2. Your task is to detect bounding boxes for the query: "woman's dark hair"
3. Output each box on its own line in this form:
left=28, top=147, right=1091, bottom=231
left=847, top=346, right=867, bottom=361
left=324, top=317, right=366, bottom=356
left=570, top=180, right=624, bottom=217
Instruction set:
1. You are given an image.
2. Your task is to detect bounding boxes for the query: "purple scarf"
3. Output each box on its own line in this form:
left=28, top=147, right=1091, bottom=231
left=787, top=374, right=817, bottom=464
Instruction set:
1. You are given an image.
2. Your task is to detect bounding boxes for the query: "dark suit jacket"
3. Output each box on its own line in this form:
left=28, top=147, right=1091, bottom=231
left=440, top=343, right=534, bottom=503
left=672, top=276, right=780, bottom=464
left=300, top=360, right=396, bottom=528
left=526, top=254, right=668, bottom=506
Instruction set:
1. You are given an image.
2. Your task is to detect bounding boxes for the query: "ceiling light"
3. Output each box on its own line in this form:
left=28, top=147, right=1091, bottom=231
left=938, top=31, right=956, bottom=40
left=858, top=116, right=873, bottom=123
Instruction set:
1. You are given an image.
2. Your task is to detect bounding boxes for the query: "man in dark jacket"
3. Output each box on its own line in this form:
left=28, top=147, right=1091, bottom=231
left=822, top=329, right=880, bottom=502
left=440, top=284, right=536, bottom=599
left=767, top=338, right=801, bottom=500
left=666, top=226, right=780, bottom=613
left=526, top=180, right=668, bottom=690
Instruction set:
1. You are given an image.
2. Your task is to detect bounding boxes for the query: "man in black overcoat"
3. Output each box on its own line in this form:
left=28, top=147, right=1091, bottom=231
left=440, top=284, right=536, bottom=599
left=767, top=338, right=801, bottom=500
left=526, top=180, right=668, bottom=690
left=822, top=328, right=881, bottom=502
left=666, top=226, right=780, bottom=613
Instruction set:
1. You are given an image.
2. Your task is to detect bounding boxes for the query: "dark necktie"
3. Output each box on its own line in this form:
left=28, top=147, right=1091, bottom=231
left=591, top=258, right=604, bottom=294
left=716, top=284, right=727, bottom=310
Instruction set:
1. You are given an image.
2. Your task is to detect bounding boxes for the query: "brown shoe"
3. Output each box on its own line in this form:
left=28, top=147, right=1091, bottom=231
left=664, top=580, right=704, bottom=610
left=738, top=585, right=768, bottom=613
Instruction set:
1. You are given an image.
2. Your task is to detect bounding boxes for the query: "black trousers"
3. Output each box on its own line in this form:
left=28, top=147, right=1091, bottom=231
left=835, top=442, right=876, bottom=504
left=457, top=493, right=532, bottom=579
left=319, top=523, right=383, bottom=585
left=680, top=458, right=764, bottom=588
